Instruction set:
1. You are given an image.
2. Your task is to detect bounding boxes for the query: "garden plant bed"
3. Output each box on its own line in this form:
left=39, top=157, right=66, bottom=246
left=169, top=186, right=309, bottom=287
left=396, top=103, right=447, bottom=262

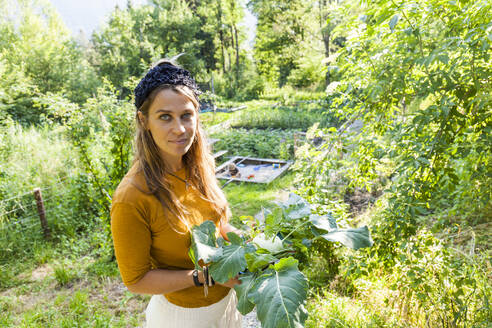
left=215, top=156, right=292, bottom=184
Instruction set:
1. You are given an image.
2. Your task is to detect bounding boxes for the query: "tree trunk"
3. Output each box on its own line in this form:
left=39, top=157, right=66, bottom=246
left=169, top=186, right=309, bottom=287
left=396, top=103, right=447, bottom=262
left=229, top=24, right=234, bottom=72
left=227, top=48, right=232, bottom=72
left=323, top=32, right=330, bottom=85
left=217, top=2, right=226, bottom=72
left=233, top=23, right=240, bottom=82
left=320, top=0, right=331, bottom=86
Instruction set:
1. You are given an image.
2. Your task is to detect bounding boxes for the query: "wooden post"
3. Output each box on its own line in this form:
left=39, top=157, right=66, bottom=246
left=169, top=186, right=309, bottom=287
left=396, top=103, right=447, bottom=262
left=33, top=188, right=50, bottom=239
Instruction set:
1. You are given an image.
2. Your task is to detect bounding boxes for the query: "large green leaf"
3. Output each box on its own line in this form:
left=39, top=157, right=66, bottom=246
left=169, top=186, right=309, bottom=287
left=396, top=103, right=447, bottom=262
left=209, top=232, right=255, bottom=283
left=249, top=257, right=308, bottom=328
left=245, top=252, right=277, bottom=272
left=309, top=213, right=338, bottom=231
left=389, top=14, right=399, bottom=32
left=282, top=193, right=312, bottom=219
left=234, top=272, right=256, bottom=315
left=252, top=233, right=285, bottom=253
left=320, top=226, right=374, bottom=250
left=309, top=214, right=373, bottom=250
left=188, top=220, right=221, bottom=269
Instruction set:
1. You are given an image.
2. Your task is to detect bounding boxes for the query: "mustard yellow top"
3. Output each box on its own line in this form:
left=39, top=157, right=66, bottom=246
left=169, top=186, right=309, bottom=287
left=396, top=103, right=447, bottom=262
left=110, top=163, right=230, bottom=308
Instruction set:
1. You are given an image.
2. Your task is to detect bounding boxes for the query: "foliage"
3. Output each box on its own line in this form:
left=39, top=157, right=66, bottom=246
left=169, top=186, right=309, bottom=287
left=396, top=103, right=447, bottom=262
left=92, top=0, right=255, bottom=100
left=211, top=128, right=296, bottom=161
left=91, top=0, right=204, bottom=98
left=230, top=103, right=340, bottom=130
left=249, top=0, right=324, bottom=88
left=387, top=232, right=491, bottom=326
left=189, top=221, right=309, bottom=328
left=0, top=121, right=101, bottom=266
left=189, top=193, right=372, bottom=327
left=252, top=193, right=372, bottom=262
left=330, top=0, right=491, bottom=234
left=260, top=88, right=327, bottom=103
left=0, top=0, right=100, bottom=125
left=211, top=65, right=265, bottom=100
left=305, top=289, right=404, bottom=327
left=61, top=82, right=134, bottom=254
left=292, top=0, right=492, bottom=326
left=286, top=52, right=326, bottom=89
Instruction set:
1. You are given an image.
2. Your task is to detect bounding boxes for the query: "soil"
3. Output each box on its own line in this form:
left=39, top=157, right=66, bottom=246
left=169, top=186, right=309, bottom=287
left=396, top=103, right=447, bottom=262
left=344, top=187, right=382, bottom=216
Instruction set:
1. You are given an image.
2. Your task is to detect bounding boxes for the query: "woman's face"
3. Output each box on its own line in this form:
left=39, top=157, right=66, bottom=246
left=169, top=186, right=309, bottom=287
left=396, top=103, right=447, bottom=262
left=142, top=88, right=197, bottom=169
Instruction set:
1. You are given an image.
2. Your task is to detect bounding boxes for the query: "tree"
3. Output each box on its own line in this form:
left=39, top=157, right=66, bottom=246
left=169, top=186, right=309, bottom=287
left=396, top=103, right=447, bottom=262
left=249, top=0, right=324, bottom=88
left=0, top=0, right=99, bottom=125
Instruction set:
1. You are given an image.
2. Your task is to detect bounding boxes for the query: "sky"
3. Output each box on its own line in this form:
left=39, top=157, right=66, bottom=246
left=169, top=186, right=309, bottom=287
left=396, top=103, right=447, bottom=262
left=49, top=0, right=257, bottom=47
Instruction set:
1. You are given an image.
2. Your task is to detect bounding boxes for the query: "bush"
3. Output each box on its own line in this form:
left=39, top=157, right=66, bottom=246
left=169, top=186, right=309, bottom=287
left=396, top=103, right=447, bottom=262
left=211, top=128, right=296, bottom=161
left=211, top=64, right=265, bottom=101
left=287, top=53, right=326, bottom=89
left=231, top=103, right=340, bottom=131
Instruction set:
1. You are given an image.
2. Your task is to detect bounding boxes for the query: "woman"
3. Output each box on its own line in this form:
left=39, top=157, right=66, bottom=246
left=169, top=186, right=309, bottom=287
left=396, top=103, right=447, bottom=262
left=110, top=60, right=242, bottom=328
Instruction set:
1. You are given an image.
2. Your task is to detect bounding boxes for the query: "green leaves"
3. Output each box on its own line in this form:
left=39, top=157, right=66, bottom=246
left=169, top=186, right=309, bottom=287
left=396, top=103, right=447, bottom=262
left=252, top=234, right=285, bottom=253
left=234, top=272, right=257, bottom=314
left=234, top=258, right=309, bottom=327
left=319, top=226, right=374, bottom=250
left=189, top=221, right=309, bottom=327
left=190, top=190, right=374, bottom=327
left=309, top=213, right=337, bottom=231
left=189, top=220, right=221, bottom=269
left=209, top=232, right=255, bottom=283
left=245, top=252, right=277, bottom=272
left=249, top=258, right=308, bottom=328
left=389, top=14, right=399, bottom=32
left=263, top=193, right=374, bottom=251
left=309, top=214, right=373, bottom=250
left=282, top=193, right=312, bottom=220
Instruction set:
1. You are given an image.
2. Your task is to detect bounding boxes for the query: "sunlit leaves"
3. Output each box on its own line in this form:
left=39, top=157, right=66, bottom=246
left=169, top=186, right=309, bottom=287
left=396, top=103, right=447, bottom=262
left=189, top=220, right=221, bottom=269
left=234, top=272, right=257, bottom=314
left=249, top=258, right=308, bottom=328
left=190, top=221, right=309, bottom=327
left=389, top=14, right=399, bottom=32
left=209, top=232, right=255, bottom=283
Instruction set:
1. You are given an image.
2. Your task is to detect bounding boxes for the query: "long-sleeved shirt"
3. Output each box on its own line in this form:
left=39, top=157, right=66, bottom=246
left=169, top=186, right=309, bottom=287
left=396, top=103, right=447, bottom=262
left=110, top=163, right=230, bottom=308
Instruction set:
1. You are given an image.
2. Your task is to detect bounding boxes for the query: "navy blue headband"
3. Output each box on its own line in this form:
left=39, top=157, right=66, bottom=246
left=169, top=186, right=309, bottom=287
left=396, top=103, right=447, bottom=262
left=133, top=63, right=201, bottom=109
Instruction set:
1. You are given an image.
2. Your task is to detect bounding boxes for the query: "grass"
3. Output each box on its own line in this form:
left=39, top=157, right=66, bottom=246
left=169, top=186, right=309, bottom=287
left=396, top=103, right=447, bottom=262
left=200, top=98, right=340, bottom=132
left=1, top=281, right=147, bottom=327
left=230, top=104, right=339, bottom=131
left=3, top=90, right=488, bottom=327
left=199, top=99, right=271, bottom=129
left=305, top=289, right=404, bottom=328
left=211, top=128, right=296, bottom=163
left=0, top=232, right=149, bottom=327
left=223, top=170, right=297, bottom=224
left=0, top=122, right=102, bottom=266
left=199, top=110, right=232, bottom=128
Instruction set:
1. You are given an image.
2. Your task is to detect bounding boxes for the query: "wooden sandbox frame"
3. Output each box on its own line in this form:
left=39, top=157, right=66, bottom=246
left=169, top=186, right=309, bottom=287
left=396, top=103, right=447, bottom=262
left=215, top=156, right=292, bottom=184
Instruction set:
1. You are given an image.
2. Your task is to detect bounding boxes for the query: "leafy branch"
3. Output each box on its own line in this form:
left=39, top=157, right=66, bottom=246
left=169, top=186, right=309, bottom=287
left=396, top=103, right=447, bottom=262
left=189, top=193, right=373, bottom=328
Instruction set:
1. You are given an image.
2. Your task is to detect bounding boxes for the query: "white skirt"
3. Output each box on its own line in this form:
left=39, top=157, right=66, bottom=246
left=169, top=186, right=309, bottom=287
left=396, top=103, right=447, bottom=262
left=145, top=289, right=242, bottom=328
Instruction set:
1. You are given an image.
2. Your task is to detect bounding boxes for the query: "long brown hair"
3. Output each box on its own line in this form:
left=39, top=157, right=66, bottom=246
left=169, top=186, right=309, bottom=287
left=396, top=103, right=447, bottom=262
left=134, top=60, right=230, bottom=232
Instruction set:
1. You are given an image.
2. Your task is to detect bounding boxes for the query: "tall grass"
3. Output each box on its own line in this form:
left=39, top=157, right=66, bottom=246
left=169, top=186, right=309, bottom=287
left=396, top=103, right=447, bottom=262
left=0, top=122, right=102, bottom=288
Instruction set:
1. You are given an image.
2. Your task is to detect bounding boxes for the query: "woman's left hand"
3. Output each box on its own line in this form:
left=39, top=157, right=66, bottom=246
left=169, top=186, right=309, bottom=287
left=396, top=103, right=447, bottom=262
left=217, top=275, right=241, bottom=288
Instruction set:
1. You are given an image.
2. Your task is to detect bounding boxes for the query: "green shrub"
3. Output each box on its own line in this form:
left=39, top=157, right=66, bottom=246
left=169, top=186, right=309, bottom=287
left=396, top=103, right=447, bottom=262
left=211, top=128, right=296, bottom=161
left=231, top=104, right=339, bottom=131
